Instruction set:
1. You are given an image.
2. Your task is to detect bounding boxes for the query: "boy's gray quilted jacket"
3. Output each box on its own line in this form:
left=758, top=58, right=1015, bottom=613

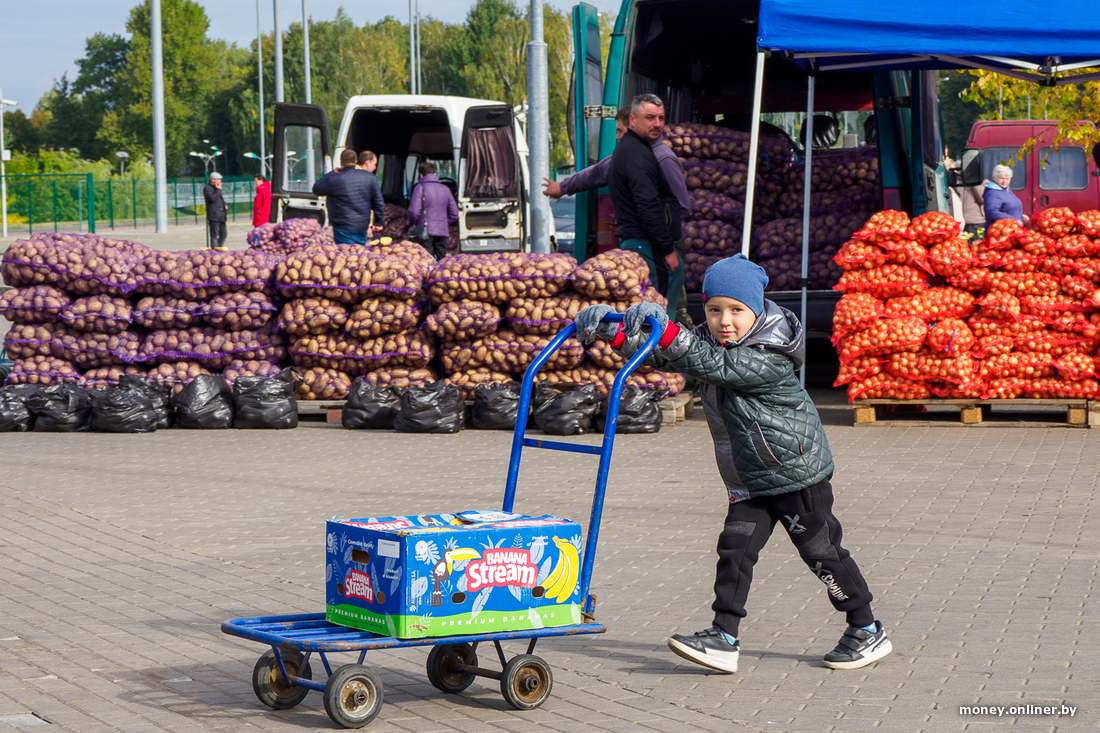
left=639, top=300, right=834, bottom=502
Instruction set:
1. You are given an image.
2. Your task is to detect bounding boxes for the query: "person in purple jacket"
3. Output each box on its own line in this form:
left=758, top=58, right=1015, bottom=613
left=984, top=164, right=1029, bottom=230
left=542, top=106, right=693, bottom=324
left=408, top=162, right=460, bottom=260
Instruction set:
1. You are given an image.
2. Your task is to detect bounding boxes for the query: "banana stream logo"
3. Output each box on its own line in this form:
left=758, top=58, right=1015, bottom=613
left=342, top=569, right=375, bottom=602
left=465, top=549, right=537, bottom=592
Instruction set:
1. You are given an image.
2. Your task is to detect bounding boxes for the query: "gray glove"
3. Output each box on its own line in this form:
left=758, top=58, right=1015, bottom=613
left=574, top=304, right=619, bottom=345
left=623, top=301, right=669, bottom=337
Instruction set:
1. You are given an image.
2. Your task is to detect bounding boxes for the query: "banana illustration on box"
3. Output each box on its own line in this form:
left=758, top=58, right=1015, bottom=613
left=538, top=537, right=579, bottom=603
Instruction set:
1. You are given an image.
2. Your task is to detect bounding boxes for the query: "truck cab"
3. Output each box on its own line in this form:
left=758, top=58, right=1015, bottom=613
left=271, top=96, right=537, bottom=252
left=960, top=120, right=1100, bottom=220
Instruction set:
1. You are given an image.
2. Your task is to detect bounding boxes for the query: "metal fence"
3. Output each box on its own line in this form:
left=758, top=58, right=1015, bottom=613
left=2, top=174, right=257, bottom=235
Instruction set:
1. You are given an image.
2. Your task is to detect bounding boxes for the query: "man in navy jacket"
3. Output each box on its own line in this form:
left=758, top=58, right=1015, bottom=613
left=313, top=149, right=385, bottom=244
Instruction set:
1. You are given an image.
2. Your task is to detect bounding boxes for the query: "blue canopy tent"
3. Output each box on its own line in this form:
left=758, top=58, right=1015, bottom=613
left=737, top=0, right=1100, bottom=383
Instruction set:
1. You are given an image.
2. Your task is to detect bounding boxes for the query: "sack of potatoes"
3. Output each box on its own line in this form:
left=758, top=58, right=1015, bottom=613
left=58, top=329, right=143, bottom=369
left=199, top=291, right=278, bottom=331
left=426, top=253, right=576, bottom=305
left=275, top=247, right=428, bottom=303
left=221, top=359, right=283, bottom=387
left=147, top=361, right=213, bottom=393
left=78, top=365, right=148, bottom=389
left=296, top=367, right=354, bottom=400
left=506, top=294, right=577, bottom=336
left=363, top=366, right=438, bottom=390
left=0, top=285, right=72, bottom=324
left=424, top=299, right=503, bottom=341
left=132, top=295, right=206, bottom=330
left=277, top=297, right=349, bottom=337
left=343, top=296, right=426, bottom=339
left=571, top=249, right=650, bottom=300
left=58, top=295, right=133, bottom=334
left=443, top=368, right=514, bottom=400
left=132, top=249, right=277, bottom=300
left=5, top=356, right=82, bottom=386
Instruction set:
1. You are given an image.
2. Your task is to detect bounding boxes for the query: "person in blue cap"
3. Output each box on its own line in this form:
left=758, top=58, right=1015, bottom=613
left=574, top=254, right=891, bottom=674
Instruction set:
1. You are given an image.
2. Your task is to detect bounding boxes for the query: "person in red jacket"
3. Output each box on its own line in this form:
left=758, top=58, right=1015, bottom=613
left=252, top=174, right=272, bottom=227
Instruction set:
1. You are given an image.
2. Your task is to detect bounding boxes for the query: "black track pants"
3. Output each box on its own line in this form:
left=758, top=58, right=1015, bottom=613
left=711, top=477, right=875, bottom=637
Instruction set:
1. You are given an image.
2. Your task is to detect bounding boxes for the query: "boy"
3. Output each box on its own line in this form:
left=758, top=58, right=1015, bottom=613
left=575, top=254, right=891, bottom=674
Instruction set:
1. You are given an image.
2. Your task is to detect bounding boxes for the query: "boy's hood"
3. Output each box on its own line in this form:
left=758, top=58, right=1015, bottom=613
left=693, top=299, right=805, bottom=370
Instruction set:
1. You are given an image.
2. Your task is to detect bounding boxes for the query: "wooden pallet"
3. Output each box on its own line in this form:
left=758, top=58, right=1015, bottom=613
left=852, top=398, right=1093, bottom=428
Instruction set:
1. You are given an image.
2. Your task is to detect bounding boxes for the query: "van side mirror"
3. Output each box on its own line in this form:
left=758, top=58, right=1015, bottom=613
left=1092, top=141, right=1100, bottom=170
left=799, top=115, right=840, bottom=150
left=944, top=168, right=961, bottom=188
left=960, top=148, right=982, bottom=187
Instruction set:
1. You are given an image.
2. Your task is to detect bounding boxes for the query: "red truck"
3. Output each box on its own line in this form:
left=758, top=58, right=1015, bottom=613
left=961, top=120, right=1100, bottom=218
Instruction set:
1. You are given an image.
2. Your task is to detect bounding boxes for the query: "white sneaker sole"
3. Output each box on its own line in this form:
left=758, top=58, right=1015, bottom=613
left=667, top=637, right=739, bottom=674
left=823, top=637, right=893, bottom=670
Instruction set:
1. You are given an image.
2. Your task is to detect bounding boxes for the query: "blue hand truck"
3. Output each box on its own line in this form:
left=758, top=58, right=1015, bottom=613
left=221, top=314, right=663, bottom=728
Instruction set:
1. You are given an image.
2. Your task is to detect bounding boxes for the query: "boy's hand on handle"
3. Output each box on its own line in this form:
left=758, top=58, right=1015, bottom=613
left=575, top=304, right=620, bottom=344
left=623, top=301, right=668, bottom=337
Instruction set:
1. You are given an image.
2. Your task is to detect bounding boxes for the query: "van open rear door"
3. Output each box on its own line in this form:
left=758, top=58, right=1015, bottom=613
left=569, top=2, right=607, bottom=262
left=459, top=105, right=525, bottom=252
left=272, top=102, right=332, bottom=224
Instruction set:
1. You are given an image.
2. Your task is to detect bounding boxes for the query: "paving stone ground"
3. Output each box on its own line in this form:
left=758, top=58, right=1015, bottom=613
left=0, top=402, right=1095, bottom=732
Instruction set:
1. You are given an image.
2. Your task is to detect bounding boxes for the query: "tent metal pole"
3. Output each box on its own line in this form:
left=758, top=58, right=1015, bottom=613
left=799, top=75, right=815, bottom=388
left=740, top=50, right=767, bottom=257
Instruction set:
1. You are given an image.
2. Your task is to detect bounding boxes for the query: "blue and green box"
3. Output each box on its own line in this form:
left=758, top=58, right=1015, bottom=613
left=326, top=510, right=584, bottom=639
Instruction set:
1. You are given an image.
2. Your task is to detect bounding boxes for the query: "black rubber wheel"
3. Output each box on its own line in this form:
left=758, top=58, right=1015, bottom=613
left=426, top=643, right=478, bottom=693
left=252, top=649, right=312, bottom=709
left=499, top=654, right=553, bottom=710
left=323, top=664, right=384, bottom=729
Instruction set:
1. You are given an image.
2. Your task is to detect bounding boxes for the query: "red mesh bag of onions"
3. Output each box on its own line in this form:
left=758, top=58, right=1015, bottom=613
left=925, top=318, right=976, bottom=356
left=837, top=316, right=928, bottom=363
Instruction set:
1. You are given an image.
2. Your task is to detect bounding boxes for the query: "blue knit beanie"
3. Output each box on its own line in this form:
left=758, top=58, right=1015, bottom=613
left=701, top=254, right=769, bottom=316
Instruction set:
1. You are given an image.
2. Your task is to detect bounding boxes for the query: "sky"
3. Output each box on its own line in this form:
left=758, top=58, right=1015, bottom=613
left=0, top=0, right=621, bottom=115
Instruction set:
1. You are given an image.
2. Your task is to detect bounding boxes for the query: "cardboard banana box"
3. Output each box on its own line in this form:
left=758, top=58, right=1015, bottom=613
left=325, top=510, right=584, bottom=639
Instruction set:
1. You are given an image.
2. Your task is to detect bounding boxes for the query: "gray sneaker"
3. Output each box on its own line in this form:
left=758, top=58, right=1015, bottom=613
left=823, top=621, right=893, bottom=669
left=667, top=627, right=740, bottom=673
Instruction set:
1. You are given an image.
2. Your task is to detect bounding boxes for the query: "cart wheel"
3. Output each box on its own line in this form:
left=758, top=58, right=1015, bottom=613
left=499, top=654, right=553, bottom=710
left=323, top=664, right=384, bottom=729
left=252, top=649, right=312, bottom=709
left=426, top=643, right=478, bottom=694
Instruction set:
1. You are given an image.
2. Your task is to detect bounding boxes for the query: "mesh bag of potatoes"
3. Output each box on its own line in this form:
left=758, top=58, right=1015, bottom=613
left=688, top=189, right=745, bottom=229
left=78, top=366, right=148, bottom=389
left=683, top=220, right=741, bottom=255
left=366, top=240, right=437, bottom=273
left=137, top=325, right=285, bottom=369
left=363, top=366, right=438, bottom=390
left=343, top=296, right=427, bottom=339
left=776, top=181, right=880, bottom=218
left=295, top=367, right=354, bottom=400
left=132, top=296, right=206, bottom=330
left=58, top=295, right=133, bottom=334
left=529, top=361, right=681, bottom=396
left=754, top=212, right=870, bottom=261
left=58, top=329, right=144, bottom=369
left=132, top=249, right=277, bottom=300
left=441, top=329, right=585, bottom=374
left=585, top=339, right=655, bottom=372
left=571, top=249, right=650, bottom=300
left=505, top=294, right=577, bottom=335
left=275, top=247, right=430, bottom=303
left=2, top=238, right=67, bottom=288
left=424, top=300, right=503, bottom=340
left=681, top=158, right=753, bottom=200
left=5, top=356, right=82, bottom=386
left=426, top=253, right=576, bottom=305
left=1, top=236, right=147, bottom=296
left=444, top=368, right=515, bottom=400
left=380, top=204, right=410, bottom=239
left=664, top=124, right=793, bottom=170
left=4, top=323, right=66, bottom=360
left=289, top=330, right=435, bottom=375
left=198, top=291, right=278, bottom=331
left=782, top=148, right=880, bottom=196
left=568, top=287, right=669, bottom=316
left=221, top=359, right=283, bottom=387
left=0, top=285, right=72, bottom=324
left=147, top=361, right=213, bottom=392
left=246, top=218, right=323, bottom=254
left=277, top=297, right=348, bottom=337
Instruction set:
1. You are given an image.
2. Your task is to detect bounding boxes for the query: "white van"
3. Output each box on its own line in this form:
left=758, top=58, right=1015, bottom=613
left=271, top=96, right=534, bottom=252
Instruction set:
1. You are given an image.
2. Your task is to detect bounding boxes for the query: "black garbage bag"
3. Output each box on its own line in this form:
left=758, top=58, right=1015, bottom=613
left=471, top=381, right=524, bottom=430
left=0, top=387, right=37, bottom=432
left=118, top=375, right=173, bottom=429
left=91, top=388, right=159, bottom=433
left=342, top=378, right=403, bottom=429
left=531, top=383, right=601, bottom=436
left=595, top=386, right=668, bottom=434
left=233, top=368, right=301, bottom=429
left=170, top=374, right=234, bottom=429
left=27, top=382, right=94, bottom=432
left=394, top=381, right=465, bottom=434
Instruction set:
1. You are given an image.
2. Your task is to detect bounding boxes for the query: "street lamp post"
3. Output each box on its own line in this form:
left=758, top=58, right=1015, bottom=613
left=244, top=152, right=273, bottom=177
left=189, top=149, right=224, bottom=179
left=116, top=151, right=130, bottom=177
left=1, top=88, right=18, bottom=238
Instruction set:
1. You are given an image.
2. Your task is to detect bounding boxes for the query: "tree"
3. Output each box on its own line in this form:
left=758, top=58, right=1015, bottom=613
left=73, top=33, right=131, bottom=112
left=2, top=109, right=43, bottom=154
left=959, top=70, right=1100, bottom=158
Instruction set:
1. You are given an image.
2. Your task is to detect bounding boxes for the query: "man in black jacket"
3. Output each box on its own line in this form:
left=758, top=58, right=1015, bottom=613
left=609, top=93, right=684, bottom=318
left=203, top=172, right=228, bottom=251
left=312, top=148, right=385, bottom=244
